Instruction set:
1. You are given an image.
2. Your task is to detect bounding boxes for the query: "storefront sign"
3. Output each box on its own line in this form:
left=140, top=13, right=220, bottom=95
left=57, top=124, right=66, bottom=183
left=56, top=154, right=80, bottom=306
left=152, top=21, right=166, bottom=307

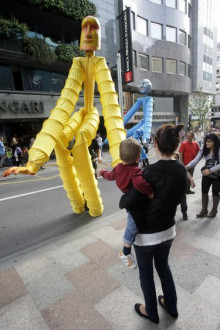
left=121, top=7, right=133, bottom=83
left=133, top=112, right=176, bottom=123
left=0, top=101, right=44, bottom=114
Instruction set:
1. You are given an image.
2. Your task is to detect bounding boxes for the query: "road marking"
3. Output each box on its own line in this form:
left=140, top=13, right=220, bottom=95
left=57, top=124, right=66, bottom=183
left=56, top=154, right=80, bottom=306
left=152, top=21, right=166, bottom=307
left=0, top=185, right=63, bottom=202
left=0, top=174, right=60, bottom=185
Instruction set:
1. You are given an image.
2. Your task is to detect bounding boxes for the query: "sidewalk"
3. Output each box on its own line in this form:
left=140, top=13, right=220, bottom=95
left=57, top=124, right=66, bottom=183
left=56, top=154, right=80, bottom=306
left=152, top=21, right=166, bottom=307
left=0, top=157, right=220, bottom=329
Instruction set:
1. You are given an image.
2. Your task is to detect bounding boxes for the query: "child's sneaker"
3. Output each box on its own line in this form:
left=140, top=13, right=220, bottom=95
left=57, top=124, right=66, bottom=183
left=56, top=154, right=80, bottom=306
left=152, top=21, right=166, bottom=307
left=119, top=251, right=137, bottom=270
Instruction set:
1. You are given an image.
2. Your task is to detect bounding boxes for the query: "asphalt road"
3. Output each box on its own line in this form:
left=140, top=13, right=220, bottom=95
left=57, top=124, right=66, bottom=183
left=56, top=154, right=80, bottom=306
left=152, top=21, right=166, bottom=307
left=0, top=162, right=123, bottom=259
left=0, top=148, right=203, bottom=260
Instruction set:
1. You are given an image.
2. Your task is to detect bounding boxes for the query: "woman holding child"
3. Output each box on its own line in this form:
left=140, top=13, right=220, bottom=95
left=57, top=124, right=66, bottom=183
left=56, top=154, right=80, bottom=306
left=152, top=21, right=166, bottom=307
left=120, top=124, right=186, bottom=324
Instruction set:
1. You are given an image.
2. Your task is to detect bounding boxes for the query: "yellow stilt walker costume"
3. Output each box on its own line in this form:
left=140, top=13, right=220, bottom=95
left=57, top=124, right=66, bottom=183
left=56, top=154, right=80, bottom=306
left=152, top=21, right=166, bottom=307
left=3, top=16, right=126, bottom=217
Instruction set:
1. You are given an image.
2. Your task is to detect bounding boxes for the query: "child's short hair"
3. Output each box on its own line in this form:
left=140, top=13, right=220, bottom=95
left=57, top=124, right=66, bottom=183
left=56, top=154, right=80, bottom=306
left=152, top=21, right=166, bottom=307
left=119, top=138, right=141, bottom=163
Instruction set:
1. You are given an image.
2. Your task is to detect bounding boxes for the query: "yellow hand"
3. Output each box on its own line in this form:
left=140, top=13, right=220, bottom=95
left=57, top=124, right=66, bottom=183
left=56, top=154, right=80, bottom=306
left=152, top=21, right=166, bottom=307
left=3, top=167, right=35, bottom=177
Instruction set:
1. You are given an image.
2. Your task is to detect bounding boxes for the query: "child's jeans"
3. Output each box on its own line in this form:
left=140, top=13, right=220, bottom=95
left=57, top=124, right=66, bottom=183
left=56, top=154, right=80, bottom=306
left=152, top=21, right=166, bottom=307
left=123, top=211, right=138, bottom=246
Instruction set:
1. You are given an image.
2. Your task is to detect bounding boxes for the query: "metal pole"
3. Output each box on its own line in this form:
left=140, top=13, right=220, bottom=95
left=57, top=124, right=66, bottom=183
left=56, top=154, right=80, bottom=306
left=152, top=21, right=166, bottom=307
left=116, top=52, right=123, bottom=115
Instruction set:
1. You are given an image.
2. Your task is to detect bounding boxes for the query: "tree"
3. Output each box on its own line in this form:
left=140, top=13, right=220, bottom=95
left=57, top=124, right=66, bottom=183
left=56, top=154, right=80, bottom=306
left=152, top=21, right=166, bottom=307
left=188, top=86, right=214, bottom=130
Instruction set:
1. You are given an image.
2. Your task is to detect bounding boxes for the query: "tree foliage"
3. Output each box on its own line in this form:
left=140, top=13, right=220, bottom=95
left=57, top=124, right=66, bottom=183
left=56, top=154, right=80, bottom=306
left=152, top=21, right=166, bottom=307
left=55, top=43, right=84, bottom=62
left=23, top=37, right=57, bottom=64
left=15, top=0, right=97, bottom=19
left=188, top=86, right=214, bottom=129
left=0, top=17, right=28, bottom=41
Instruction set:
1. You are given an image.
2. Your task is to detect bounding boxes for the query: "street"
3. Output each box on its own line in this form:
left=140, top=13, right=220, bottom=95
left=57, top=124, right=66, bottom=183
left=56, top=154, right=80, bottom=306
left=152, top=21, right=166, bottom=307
left=0, top=154, right=122, bottom=259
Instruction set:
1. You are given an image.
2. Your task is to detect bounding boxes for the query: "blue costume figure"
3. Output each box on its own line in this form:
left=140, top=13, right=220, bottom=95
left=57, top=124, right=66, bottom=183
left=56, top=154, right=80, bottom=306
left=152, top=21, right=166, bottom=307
left=124, top=79, right=153, bottom=166
left=103, top=79, right=153, bottom=167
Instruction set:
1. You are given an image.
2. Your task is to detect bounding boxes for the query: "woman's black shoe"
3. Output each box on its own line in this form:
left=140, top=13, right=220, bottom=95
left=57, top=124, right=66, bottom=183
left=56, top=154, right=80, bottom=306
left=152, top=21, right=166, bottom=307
left=158, top=295, right=178, bottom=318
left=134, top=304, right=159, bottom=324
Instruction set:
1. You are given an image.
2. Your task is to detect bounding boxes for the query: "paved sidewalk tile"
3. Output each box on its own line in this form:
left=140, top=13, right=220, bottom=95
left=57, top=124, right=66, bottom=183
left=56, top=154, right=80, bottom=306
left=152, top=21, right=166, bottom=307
left=0, top=295, right=49, bottom=330
left=20, top=264, right=74, bottom=310
left=92, top=226, right=124, bottom=249
left=80, top=240, right=120, bottom=268
left=65, top=261, right=121, bottom=304
left=42, top=290, right=113, bottom=330
left=176, top=275, right=220, bottom=330
left=0, top=267, right=27, bottom=308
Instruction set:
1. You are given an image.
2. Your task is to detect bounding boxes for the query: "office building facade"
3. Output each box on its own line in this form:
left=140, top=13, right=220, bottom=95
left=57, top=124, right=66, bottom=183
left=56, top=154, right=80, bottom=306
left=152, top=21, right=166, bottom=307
left=212, top=42, right=220, bottom=129
left=0, top=0, right=218, bottom=143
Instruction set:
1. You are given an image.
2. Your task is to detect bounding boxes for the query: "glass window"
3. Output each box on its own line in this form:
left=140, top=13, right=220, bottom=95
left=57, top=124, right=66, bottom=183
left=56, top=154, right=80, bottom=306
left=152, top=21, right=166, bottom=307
left=179, top=0, right=186, bottom=13
left=166, top=59, right=176, bottom=74
left=152, top=57, right=163, bottom=72
left=188, top=4, right=191, bottom=17
left=22, top=68, right=66, bottom=92
left=137, top=16, right=147, bottom=35
left=150, top=0, right=162, bottom=4
left=166, top=0, right=176, bottom=8
left=179, top=30, right=186, bottom=45
left=139, top=54, right=149, bottom=70
left=179, top=61, right=186, bottom=75
left=151, top=22, right=162, bottom=40
left=0, top=65, right=13, bottom=90
left=131, top=11, right=135, bottom=30
left=133, top=50, right=137, bottom=67
left=22, top=69, right=51, bottom=91
left=188, top=35, right=191, bottom=49
left=188, top=64, right=191, bottom=78
left=51, top=72, right=66, bottom=92
left=166, top=26, right=176, bottom=42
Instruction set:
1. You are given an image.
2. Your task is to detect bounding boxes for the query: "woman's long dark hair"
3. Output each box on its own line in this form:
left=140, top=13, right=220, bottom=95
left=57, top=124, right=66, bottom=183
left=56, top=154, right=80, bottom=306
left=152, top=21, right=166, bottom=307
left=203, top=133, right=220, bottom=160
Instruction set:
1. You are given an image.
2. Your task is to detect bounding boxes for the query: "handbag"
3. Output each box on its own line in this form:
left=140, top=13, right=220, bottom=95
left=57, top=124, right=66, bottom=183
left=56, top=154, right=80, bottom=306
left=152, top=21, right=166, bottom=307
left=201, top=157, right=220, bottom=179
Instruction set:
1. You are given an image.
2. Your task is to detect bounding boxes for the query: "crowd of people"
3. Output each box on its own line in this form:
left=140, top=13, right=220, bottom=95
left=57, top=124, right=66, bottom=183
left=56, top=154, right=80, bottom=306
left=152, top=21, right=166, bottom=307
left=0, top=134, right=104, bottom=173
left=0, top=136, right=30, bottom=168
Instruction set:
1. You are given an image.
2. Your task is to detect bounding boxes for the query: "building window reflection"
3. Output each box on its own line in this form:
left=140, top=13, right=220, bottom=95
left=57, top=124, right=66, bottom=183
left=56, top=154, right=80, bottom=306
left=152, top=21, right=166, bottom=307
left=151, top=22, right=162, bottom=40
left=179, top=29, right=186, bottom=45
left=137, top=16, right=147, bottom=35
left=179, top=0, right=186, bottom=13
left=139, top=54, right=149, bottom=70
left=166, top=59, right=177, bottom=74
left=166, top=0, right=176, bottom=9
left=179, top=61, right=186, bottom=75
left=152, top=57, right=163, bottom=72
left=150, top=0, right=162, bottom=5
left=133, top=50, right=137, bottom=67
left=22, top=68, right=66, bottom=92
left=166, top=26, right=177, bottom=42
left=0, top=65, right=13, bottom=90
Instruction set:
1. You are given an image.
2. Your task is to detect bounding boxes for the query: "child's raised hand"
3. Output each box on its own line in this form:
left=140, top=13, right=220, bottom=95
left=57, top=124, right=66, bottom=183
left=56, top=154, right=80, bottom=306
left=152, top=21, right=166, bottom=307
left=97, top=169, right=102, bottom=176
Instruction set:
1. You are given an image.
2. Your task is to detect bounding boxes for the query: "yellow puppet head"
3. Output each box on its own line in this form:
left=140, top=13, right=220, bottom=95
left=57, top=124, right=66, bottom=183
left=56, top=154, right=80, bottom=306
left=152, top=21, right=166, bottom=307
left=80, top=16, right=101, bottom=51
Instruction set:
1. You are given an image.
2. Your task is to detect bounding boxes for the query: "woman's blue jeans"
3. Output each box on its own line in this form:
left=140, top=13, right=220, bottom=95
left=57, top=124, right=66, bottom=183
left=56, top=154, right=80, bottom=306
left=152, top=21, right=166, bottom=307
left=134, top=239, right=177, bottom=320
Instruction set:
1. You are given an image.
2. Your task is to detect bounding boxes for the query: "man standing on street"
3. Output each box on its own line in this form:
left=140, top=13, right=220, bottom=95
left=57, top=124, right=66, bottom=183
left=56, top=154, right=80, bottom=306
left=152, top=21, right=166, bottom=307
left=0, top=136, right=6, bottom=168
left=179, top=131, right=200, bottom=194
